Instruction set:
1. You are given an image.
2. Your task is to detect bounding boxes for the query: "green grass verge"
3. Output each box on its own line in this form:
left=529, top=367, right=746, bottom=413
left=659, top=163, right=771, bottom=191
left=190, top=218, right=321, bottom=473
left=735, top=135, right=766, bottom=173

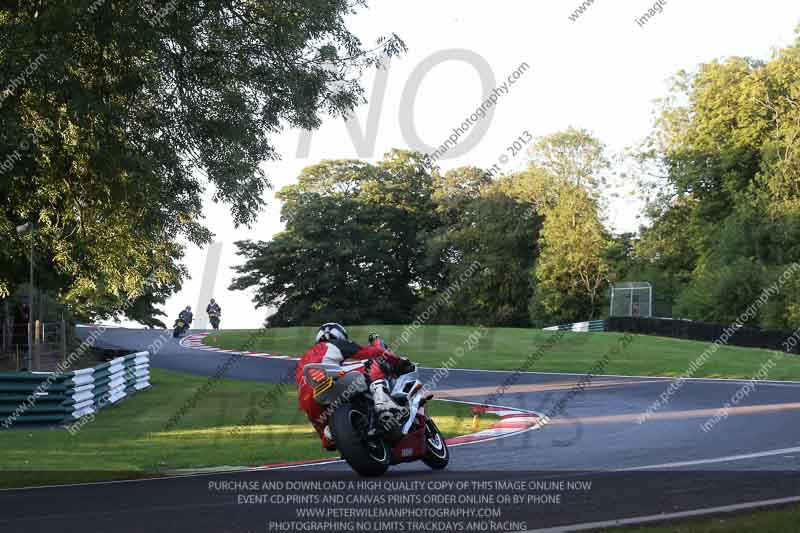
left=0, top=368, right=496, bottom=488
left=204, top=325, right=800, bottom=381
left=616, top=504, right=800, bottom=532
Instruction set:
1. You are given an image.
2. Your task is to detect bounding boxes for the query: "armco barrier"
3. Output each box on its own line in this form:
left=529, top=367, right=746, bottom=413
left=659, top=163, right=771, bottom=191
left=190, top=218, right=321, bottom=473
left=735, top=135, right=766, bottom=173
left=606, top=317, right=800, bottom=354
left=0, top=351, right=151, bottom=427
left=543, top=320, right=606, bottom=332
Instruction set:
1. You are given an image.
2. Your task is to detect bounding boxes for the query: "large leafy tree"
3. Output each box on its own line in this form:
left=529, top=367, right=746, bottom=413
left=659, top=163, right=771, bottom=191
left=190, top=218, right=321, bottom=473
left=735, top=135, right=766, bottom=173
left=230, top=151, right=436, bottom=326
left=0, top=1, right=403, bottom=323
left=504, top=128, right=616, bottom=324
left=423, top=166, right=492, bottom=291
left=527, top=126, right=611, bottom=194
left=532, top=184, right=612, bottom=323
left=438, top=194, right=541, bottom=326
left=639, top=33, right=800, bottom=327
left=423, top=168, right=542, bottom=326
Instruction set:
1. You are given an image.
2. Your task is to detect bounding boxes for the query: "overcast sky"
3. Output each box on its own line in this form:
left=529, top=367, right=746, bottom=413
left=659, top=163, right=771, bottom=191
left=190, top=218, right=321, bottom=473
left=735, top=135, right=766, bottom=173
left=115, top=0, right=800, bottom=329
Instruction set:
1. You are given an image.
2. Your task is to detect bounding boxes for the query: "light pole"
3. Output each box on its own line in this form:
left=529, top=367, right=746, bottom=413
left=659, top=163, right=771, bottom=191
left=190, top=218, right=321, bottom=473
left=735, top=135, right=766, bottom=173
left=16, top=222, right=36, bottom=370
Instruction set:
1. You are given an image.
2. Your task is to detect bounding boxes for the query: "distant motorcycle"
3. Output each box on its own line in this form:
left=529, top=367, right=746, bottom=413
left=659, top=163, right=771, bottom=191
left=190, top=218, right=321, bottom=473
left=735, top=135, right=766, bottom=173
left=208, top=311, right=220, bottom=330
left=303, top=358, right=449, bottom=476
left=173, top=318, right=189, bottom=338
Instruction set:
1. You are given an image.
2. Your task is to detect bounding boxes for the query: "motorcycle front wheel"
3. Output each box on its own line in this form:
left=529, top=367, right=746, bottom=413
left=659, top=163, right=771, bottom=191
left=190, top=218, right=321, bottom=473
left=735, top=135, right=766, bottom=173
left=422, top=416, right=449, bottom=470
left=331, top=404, right=390, bottom=477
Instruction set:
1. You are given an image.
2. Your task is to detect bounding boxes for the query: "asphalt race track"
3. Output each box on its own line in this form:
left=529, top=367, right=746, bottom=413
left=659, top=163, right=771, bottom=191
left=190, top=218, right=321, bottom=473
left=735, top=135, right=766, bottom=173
left=2, top=327, right=800, bottom=532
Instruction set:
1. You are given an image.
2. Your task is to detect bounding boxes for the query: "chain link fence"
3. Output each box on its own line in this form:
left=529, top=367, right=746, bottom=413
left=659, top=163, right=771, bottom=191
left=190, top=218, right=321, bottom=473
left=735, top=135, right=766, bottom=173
left=609, top=282, right=653, bottom=318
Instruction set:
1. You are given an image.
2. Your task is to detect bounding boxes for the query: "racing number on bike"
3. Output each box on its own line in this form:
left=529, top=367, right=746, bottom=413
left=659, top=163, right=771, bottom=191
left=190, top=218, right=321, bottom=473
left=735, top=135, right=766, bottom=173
left=313, top=377, right=334, bottom=398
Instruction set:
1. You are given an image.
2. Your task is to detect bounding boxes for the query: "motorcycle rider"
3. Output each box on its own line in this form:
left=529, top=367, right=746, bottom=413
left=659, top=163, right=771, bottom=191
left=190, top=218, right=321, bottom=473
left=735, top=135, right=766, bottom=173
left=178, top=306, right=193, bottom=327
left=206, top=298, right=221, bottom=328
left=206, top=298, right=220, bottom=315
left=296, top=323, right=403, bottom=451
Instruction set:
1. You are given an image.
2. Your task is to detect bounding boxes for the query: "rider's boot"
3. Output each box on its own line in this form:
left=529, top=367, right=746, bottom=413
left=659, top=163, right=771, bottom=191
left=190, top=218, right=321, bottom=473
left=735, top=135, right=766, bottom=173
left=370, top=379, right=401, bottom=426
left=321, top=425, right=336, bottom=451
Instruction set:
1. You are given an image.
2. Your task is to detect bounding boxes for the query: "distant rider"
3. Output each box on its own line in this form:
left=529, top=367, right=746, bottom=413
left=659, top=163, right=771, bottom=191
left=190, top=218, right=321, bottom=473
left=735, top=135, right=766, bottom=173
left=206, top=299, right=221, bottom=329
left=206, top=298, right=221, bottom=316
left=178, top=306, right=193, bottom=326
left=296, top=323, right=403, bottom=451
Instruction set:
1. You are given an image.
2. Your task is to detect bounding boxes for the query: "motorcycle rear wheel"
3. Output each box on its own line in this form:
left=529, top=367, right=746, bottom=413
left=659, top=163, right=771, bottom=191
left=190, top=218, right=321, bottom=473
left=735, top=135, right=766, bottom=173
left=331, top=405, right=390, bottom=477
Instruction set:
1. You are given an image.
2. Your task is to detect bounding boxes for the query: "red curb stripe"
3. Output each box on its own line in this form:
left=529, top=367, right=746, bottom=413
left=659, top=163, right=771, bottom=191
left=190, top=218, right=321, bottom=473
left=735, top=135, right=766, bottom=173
left=494, top=420, right=539, bottom=429
left=446, top=435, right=484, bottom=445
left=172, top=403, right=542, bottom=475
left=499, top=414, right=539, bottom=420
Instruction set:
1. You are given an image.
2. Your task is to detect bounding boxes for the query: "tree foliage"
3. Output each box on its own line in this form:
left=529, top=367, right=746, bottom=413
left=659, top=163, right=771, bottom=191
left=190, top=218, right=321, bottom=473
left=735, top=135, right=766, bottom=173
left=423, top=169, right=542, bottom=326
left=637, top=34, right=800, bottom=328
left=231, top=151, right=434, bottom=326
left=527, top=126, right=610, bottom=194
left=232, top=157, right=545, bottom=327
left=0, top=1, right=403, bottom=323
left=532, top=184, right=611, bottom=323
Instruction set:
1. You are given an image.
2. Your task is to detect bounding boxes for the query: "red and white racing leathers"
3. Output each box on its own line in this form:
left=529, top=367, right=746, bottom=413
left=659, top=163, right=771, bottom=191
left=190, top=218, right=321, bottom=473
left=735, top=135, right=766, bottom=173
left=296, top=338, right=399, bottom=449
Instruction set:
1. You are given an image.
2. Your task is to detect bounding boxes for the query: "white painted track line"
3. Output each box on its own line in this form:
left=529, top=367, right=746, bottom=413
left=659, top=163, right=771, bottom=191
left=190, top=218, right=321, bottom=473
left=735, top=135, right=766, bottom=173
left=620, top=445, right=800, bottom=471
left=524, top=494, right=800, bottom=532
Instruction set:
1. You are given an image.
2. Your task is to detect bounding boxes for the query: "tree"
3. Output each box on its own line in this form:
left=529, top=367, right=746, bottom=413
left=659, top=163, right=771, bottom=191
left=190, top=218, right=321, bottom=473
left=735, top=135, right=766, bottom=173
left=604, top=232, right=638, bottom=283
left=634, top=195, right=701, bottom=311
left=532, top=184, right=611, bottom=323
left=230, top=151, right=435, bottom=326
left=640, top=32, right=800, bottom=325
left=674, top=257, right=766, bottom=325
left=231, top=195, right=413, bottom=325
left=233, top=156, right=546, bottom=327
left=432, top=166, right=492, bottom=215
left=424, top=184, right=542, bottom=327
left=0, top=1, right=404, bottom=322
left=527, top=127, right=611, bottom=193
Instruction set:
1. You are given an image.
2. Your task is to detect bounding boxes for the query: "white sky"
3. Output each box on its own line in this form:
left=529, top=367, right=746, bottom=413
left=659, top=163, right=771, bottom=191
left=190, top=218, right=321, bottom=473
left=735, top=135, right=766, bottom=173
left=115, top=0, right=800, bottom=329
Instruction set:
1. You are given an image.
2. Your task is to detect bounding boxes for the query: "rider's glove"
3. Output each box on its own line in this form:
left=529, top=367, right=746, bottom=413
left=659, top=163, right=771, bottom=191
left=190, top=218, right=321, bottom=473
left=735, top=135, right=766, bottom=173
left=393, top=356, right=413, bottom=375
left=368, top=333, right=388, bottom=350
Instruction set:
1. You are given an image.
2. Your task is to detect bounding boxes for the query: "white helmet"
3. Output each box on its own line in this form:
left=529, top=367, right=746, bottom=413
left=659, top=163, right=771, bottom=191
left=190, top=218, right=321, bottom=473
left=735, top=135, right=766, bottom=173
left=315, top=323, right=348, bottom=343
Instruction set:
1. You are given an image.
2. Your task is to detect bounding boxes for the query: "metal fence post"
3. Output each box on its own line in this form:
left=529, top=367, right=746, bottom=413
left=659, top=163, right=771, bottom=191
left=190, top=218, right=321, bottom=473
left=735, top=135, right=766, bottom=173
left=34, top=320, right=41, bottom=371
left=2, top=299, right=8, bottom=353
left=61, top=319, right=67, bottom=363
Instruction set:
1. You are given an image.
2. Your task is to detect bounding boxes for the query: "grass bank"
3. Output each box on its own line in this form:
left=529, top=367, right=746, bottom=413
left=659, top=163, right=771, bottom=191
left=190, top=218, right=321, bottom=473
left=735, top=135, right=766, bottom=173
left=0, top=368, right=495, bottom=488
left=204, top=325, right=800, bottom=381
